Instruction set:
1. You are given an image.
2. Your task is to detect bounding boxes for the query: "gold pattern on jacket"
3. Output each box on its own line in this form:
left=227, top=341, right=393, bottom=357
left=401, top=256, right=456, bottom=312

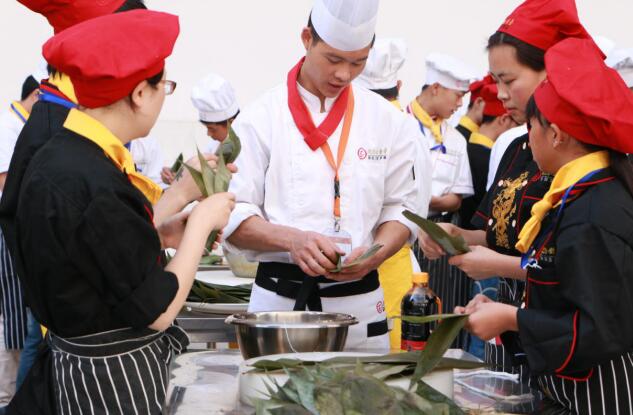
left=491, top=172, right=529, bottom=249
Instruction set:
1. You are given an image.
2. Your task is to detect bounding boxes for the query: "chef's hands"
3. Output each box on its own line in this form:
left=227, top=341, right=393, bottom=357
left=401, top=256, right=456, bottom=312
left=454, top=295, right=518, bottom=341
left=189, top=192, right=236, bottom=235
left=289, top=231, right=345, bottom=277
left=449, top=245, right=502, bottom=280
left=324, top=245, right=382, bottom=282
left=161, top=167, right=176, bottom=185
left=417, top=222, right=460, bottom=259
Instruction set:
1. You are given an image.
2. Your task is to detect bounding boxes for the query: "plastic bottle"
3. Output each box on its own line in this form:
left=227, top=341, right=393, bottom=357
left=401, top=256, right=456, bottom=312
left=400, top=272, right=442, bottom=351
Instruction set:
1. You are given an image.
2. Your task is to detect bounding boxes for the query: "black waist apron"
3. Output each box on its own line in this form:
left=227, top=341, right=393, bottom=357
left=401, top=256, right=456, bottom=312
left=8, top=325, right=188, bottom=415
left=255, top=262, right=388, bottom=338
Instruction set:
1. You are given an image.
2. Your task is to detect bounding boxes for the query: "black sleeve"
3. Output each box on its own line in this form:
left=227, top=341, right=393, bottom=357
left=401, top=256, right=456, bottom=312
left=455, top=124, right=472, bottom=141
left=66, top=190, right=178, bottom=329
left=517, top=223, right=633, bottom=375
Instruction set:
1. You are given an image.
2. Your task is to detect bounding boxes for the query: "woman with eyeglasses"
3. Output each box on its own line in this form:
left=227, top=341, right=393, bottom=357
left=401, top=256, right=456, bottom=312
left=8, top=10, right=235, bottom=415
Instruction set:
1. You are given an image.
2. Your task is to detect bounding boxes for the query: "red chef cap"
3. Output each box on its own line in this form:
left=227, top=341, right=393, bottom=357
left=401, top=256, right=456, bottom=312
left=42, top=10, right=179, bottom=109
left=469, top=75, right=506, bottom=117
left=18, top=0, right=126, bottom=34
left=498, top=0, right=598, bottom=53
left=534, top=38, right=633, bottom=153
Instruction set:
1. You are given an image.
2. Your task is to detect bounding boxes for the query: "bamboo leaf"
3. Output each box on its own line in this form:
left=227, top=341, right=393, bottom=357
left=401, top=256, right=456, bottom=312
left=170, top=153, right=184, bottom=172
left=409, top=314, right=469, bottom=389
left=196, top=147, right=215, bottom=195
left=415, top=381, right=465, bottom=415
left=199, top=254, right=223, bottom=266
left=182, top=163, right=207, bottom=197
left=330, top=244, right=384, bottom=273
left=213, top=151, right=232, bottom=193
left=403, top=210, right=470, bottom=255
left=216, top=123, right=242, bottom=164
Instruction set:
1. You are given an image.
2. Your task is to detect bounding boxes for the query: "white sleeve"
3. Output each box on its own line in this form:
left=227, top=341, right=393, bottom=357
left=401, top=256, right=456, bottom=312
left=222, top=106, right=271, bottom=241
left=449, top=139, right=474, bottom=197
left=142, top=137, right=166, bottom=189
left=411, top=119, right=431, bottom=219
left=486, top=126, right=527, bottom=190
left=376, top=116, right=419, bottom=244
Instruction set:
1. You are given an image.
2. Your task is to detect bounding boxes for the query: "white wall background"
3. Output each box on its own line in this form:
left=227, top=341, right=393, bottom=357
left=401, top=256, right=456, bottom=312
left=1, top=0, right=632, bottom=164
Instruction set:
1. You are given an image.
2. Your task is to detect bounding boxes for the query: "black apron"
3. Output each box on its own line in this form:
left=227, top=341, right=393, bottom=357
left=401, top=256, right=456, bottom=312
left=8, top=326, right=188, bottom=415
left=0, top=229, right=26, bottom=350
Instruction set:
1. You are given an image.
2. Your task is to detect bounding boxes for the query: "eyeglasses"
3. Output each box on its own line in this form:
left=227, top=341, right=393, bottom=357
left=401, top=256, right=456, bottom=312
left=163, top=80, right=177, bottom=95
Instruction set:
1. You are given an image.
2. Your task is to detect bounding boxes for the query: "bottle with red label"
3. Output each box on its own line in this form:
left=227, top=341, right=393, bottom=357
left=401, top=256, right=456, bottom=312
left=401, top=272, right=442, bottom=351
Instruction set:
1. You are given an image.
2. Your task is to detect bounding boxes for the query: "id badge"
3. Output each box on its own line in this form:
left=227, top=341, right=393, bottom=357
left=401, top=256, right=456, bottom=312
left=321, top=227, right=353, bottom=258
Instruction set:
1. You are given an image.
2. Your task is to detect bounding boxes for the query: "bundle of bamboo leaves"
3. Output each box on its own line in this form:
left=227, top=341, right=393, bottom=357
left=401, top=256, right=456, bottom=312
left=252, top=314, right=481, bottom=415
left=187, top=279, right=251, bottom=304
left=183, top=125, right=241, bottom=253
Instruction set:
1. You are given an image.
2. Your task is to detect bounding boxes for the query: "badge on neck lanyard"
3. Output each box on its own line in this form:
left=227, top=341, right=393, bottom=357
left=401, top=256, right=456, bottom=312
left=320, top=90, right=355, bottom=256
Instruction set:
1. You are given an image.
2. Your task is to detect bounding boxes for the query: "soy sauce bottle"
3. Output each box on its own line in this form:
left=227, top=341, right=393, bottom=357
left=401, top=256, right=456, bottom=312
left=401, top=272, right=441, bottom=351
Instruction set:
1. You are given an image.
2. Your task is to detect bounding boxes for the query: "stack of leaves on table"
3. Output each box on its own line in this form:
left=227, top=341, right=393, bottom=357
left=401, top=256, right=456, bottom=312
left=253, top=314, right=483, bottom=414
left=187, top=279, right=251, bottom=304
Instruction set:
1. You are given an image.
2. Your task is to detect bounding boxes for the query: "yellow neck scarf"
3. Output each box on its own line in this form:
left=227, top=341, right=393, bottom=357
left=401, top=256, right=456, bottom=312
left=10, top=101, right=29, bottom=123
left=515, top=150, right=610, bottom=253
left=390, top=99, right=403, bottom=111
left=47, top=72, right=78, bottom=104
left=63, top=109, right=163, bottom=205
left=410, top=99, right=443, bottom=144
left=459, top=115, right=479, bottom=134
left=469, top=132, right=494, bottom=149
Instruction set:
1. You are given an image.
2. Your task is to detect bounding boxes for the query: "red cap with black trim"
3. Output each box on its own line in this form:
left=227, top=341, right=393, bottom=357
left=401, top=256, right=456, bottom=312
left=18, top=0, right=126, bottom=34
left=469, top=75, right=506, bottom=117
left=42, top=10, right=179, bottom=109
left=534, top=38, right=633, bottom=153
left=498, top=0, right=598, bottom=53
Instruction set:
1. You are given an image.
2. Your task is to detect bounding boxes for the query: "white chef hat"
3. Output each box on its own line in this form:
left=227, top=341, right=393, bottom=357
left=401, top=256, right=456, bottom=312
left=354, top=38, right=406, bottom=90
left=425, top=53, right=477, bottom=92
left=310, top=0, right=379, bottom=52
left=606, top=48, right=633, bottom=88
left=191, top=73, right=239, bottom=123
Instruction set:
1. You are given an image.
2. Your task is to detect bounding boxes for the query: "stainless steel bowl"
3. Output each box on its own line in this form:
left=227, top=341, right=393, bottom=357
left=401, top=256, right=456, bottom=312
left=225, top=311, right=358, bottom=359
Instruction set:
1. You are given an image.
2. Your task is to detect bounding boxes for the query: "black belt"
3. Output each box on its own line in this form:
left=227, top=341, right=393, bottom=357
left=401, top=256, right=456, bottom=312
left=255, top=262, right=388, bottom=338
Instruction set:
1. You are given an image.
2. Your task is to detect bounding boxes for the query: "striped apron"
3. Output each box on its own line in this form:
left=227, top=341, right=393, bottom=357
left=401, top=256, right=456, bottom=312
left=414, top=214, right=472, bottom=349
left=536, top=351, right=633, bottom=414
left=48, top=325, right=188, bottom=415
left=0, top=229, right=27, bottom=350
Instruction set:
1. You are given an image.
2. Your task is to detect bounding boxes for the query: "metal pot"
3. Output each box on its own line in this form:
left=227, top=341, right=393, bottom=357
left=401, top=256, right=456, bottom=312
left=225, top=311, right=358, bottom=359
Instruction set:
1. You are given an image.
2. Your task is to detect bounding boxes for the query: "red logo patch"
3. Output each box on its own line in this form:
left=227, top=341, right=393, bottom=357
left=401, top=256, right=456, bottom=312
left=357, top=148, right=367, bottom=160
left=376, top=301, right=385, bottom=314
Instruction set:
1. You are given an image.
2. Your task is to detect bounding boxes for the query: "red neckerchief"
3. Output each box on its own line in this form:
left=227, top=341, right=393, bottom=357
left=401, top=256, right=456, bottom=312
left=286, top=57, right=351, bottom=151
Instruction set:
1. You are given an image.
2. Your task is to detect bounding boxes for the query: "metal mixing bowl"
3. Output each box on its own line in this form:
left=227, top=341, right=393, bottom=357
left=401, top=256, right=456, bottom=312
left=225, top=311, right=358, bottom=359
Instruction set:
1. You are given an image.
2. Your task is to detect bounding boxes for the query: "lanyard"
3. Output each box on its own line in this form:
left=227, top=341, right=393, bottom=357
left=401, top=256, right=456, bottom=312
left=9, top=103, right=27, bottom=124
left=320, top=90, right=355, bottom=231
left=406, top=104, right=446, bottom=154
left=38, top=84, right=77, bottom=110
left=520, top=168, right=604, bottom=269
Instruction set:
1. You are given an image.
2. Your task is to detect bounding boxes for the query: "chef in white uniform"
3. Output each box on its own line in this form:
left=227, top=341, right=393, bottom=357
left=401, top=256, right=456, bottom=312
left=162, top=73, right=240, bottom=185
left=224, top=0, right=418, bottom=349
left=406, top=54, right=475, bottom=218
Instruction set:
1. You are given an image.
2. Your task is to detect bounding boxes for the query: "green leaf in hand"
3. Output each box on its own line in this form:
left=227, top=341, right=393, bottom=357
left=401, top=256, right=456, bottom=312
left=329, top=244, right=383, bottom=273
left=403, top=210, right=470, bottom=255
left=216, top=124, right=242, bottom=164
left=183, top=162, right=207, bottom=197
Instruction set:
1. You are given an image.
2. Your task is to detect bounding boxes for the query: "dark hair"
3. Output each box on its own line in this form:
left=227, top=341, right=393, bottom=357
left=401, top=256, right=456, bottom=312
left=146, top=70, right=163, bottom=87
left=307, top=15, right=375, bottom=48
left=481, top=114, right=498, bottom=125
left=115, top=0, right=147, bottom=12
left=370, top=86, right=399, bottom=101
left=202, top=110, right=240, bottom=127
left=526, top=95, right=633, bottom=196
left=487, top=32, right=545, bottom=72
left=21, top=75, right=39, bottom=100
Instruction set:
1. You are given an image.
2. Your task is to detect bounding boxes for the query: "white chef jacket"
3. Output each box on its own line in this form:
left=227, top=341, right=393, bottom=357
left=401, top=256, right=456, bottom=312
left=223, top=83, right=419, bottom=263
left=412, top=119, right=473, bottom=216
left=485, top=125, right=528, bottom=190
left=129, top=135, right=166, bottom=189
left=409, top=116, right=432, bottom=219
left=0, top=106, right=26, bottom=175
